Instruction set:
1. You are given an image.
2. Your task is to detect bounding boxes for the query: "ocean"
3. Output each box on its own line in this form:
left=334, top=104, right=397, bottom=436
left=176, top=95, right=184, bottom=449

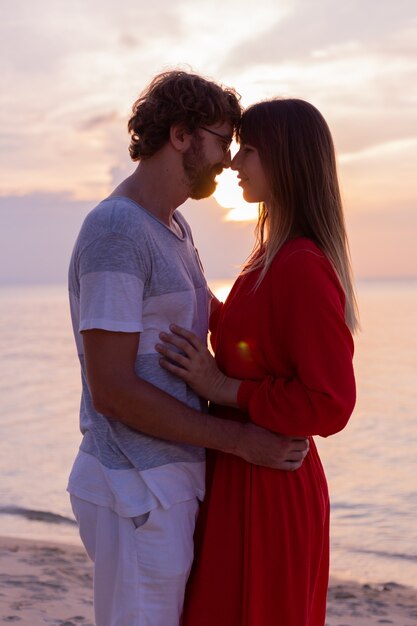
left=0, top=280, right=416, bottom=588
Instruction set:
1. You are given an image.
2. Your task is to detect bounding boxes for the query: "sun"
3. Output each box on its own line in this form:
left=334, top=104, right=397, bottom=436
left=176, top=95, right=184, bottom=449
left=214, top=159, right=258, bottom=222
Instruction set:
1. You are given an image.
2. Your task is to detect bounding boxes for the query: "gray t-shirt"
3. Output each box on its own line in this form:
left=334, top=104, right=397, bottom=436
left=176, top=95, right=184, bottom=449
left=67, top=196, right=208, bottom=514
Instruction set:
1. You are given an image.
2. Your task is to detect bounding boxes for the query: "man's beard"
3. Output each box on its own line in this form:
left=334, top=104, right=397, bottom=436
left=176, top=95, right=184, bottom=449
left=183, top=136, right=223, bottom=200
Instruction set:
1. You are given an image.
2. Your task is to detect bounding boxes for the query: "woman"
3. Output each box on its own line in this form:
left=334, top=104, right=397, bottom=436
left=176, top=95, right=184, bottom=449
left=156, top=99, right=358, bottom=626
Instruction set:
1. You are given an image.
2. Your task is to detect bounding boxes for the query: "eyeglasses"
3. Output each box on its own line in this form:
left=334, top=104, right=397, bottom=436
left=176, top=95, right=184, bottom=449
left=199, top=126, right=233, bottom=154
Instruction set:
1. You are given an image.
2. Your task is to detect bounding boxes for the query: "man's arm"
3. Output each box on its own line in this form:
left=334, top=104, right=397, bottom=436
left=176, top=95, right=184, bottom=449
left=83, top=329, right=309, bottom=470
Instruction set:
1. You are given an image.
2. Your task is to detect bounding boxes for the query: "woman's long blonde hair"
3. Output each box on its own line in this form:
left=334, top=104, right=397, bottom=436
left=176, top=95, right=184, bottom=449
left=238, top=99, right=359, bottom=332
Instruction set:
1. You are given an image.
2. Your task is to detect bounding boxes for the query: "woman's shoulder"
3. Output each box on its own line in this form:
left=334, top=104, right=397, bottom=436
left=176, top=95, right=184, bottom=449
left=271, top=237, right=340, bottom=290
left=270, top=237, right=326, bottom=273
left=280, top=237, right=324, bottom=260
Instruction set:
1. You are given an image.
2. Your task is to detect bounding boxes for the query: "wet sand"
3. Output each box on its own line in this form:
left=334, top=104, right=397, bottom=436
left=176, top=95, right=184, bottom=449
left=0, top=535, right=416, bottom=625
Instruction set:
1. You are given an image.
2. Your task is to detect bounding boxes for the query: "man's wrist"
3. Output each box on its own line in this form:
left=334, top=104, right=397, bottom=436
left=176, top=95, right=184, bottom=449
left=218, top=419, right=248, bottom=457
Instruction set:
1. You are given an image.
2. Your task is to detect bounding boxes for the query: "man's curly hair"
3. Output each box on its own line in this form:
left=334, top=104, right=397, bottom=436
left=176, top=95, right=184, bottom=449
left=128, top=71, right=242, bottom=161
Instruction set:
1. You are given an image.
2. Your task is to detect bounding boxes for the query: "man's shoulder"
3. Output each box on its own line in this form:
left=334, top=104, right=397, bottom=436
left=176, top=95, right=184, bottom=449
left=85, top=196, right=148, bottom=229
left=76, top=196, right=154, bottom=248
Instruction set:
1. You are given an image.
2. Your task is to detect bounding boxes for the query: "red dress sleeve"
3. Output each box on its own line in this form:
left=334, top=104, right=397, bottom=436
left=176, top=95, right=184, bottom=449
left=237, top=249, right=356, bottom=437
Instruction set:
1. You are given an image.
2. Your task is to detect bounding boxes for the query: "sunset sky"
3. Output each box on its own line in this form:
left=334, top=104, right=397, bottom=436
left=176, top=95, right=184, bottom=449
left=1, top=0, right=416, bottom=284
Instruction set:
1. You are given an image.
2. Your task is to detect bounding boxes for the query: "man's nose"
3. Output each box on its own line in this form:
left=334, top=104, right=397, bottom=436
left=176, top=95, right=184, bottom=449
left=222, top=150, right=232, bottom=168
left=230, top=153, right=239, bottom=170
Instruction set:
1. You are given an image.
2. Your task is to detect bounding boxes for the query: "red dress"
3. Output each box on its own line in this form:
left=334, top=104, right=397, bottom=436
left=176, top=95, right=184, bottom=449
left=182, top=238, right=356, bottom=626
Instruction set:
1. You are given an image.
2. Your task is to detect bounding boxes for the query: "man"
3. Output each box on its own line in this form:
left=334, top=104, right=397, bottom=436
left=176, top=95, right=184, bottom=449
left=67, top=71, right=308, bottom=626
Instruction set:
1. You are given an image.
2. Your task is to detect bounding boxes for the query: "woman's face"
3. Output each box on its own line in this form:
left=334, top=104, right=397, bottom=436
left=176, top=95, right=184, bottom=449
left=231, top=144, right=270, bottom=204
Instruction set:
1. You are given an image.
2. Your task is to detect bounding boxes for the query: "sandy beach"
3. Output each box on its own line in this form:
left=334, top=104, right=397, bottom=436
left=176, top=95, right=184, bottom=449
left=0, top=535, right=416, bottom=626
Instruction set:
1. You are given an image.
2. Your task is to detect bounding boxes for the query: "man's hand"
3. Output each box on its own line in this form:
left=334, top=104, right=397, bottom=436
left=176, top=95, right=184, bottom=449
left=236, top=422, right=309, bottom=470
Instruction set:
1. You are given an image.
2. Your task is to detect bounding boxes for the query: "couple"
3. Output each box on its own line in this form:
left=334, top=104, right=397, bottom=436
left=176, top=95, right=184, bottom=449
left=68, top=70, right=357, bottom=626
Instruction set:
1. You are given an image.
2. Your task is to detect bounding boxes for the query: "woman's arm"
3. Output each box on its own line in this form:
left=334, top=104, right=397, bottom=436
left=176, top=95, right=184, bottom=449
left=237, top=251, right=356, bottom=438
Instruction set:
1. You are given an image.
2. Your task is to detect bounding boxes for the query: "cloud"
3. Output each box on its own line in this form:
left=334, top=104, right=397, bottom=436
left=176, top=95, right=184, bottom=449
left=0, top=104, right=132, bottom=198
left=78, top=111, right=120, bottom=132
left=109, top=162, right=136, bottom=189
left=347, top=208, right=417, bottom=279
left=0, top=192, right=94, bottom=285
left=331, top=99, right=417, bottom=154
left=216, top=1, right=417, bottom=155
left=339, top=138, right=417, bottom=164
left=225, top=42, right=417, bottom=157
left=0, top=0, right=186, bottom=109
left=338, top=138, right=417, bottom=215
left=221, top=0, right=417, bottom=72
left=0, top=0, right=202, bottom=200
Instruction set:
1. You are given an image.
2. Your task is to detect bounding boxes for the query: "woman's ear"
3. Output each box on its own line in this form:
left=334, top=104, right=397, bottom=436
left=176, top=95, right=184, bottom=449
left=169, top=124, right=193, bottom=152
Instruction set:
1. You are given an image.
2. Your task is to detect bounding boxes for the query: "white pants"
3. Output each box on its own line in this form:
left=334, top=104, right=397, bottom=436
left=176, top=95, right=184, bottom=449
left=70, top=495, right=199, bottom=626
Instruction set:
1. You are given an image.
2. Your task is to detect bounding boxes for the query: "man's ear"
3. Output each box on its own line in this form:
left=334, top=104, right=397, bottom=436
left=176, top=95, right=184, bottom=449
left=169, top=124, right=193, bottom=152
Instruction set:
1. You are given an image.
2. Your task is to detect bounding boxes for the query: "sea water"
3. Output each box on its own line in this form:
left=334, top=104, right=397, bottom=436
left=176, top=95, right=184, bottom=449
left=0, top=281, right=416, bottom=587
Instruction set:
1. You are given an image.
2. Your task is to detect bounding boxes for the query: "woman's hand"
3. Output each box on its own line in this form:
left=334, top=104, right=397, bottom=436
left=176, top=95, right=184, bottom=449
left=156, top=324, right=240, bottom=405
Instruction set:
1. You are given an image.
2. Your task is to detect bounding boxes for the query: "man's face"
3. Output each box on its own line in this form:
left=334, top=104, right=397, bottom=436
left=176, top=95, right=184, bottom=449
left=183, top=123, right=233, bottom=200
